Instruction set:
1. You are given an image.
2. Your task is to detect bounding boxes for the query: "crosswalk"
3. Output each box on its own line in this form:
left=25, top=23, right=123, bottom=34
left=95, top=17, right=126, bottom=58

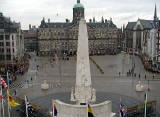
left=9, top=82, right=24, bottom=89
left=9, top=81, right=65, bottom=89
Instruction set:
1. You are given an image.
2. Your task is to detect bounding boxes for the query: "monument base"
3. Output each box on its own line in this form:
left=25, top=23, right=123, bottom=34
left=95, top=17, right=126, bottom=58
left=52, top=100, right=115, bottom=117
left=71, top=86, right=96, bottom=104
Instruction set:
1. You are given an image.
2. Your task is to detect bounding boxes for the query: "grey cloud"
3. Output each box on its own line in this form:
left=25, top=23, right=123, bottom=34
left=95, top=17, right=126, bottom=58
left=0, top=0, right=160, bottom=29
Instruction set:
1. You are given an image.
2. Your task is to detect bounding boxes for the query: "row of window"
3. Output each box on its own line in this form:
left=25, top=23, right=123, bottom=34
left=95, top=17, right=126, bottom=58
left=0, top=55, right=11, bottom=60
left=0, top=42, right=14, bottom=46
left=0, top=35, right=14, bottom=40
left=0, top=48, right=15, bottom=53
left=0, top=34, right=23, bottom=40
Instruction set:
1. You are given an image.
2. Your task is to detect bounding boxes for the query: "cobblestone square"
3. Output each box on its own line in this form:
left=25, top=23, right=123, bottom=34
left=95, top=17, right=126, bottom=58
left=6, top=52, right=159, bottom=116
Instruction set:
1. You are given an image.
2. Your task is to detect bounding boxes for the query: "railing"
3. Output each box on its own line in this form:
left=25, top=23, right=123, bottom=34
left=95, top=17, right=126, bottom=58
left=127, top=100, right=156, bottom=113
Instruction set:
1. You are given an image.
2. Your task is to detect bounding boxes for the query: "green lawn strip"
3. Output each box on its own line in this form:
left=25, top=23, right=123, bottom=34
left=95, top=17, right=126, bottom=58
left=89, top=56, right=104, bottom=74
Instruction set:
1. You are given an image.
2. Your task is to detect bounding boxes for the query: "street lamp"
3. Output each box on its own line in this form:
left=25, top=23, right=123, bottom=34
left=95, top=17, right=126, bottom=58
left=147, top=80, right=150, bottom=91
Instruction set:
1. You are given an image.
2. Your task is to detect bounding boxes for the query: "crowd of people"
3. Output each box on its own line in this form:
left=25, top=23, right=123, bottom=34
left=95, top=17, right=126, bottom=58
left=137, top=52, right=160, bottom=73
left=0, top=54, right=30, bottom=85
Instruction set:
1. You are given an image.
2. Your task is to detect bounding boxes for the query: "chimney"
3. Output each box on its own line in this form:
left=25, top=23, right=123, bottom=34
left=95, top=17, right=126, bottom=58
left=32, top=25, right=36, bottom=29
left=48, top=18, right=50, bottom=23
left=66, top=19, right=69, bottom=23
left=105, top=19, right=107, bottom=23
left=93, top=17, right=95, bottom=23
left=89, top=19, right=92, bottom=23
left=29, top=24, right=31, bottom=30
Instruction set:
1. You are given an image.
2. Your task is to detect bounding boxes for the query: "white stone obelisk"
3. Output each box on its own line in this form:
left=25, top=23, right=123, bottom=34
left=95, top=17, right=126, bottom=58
left=71, top=19, right=96, bottom=105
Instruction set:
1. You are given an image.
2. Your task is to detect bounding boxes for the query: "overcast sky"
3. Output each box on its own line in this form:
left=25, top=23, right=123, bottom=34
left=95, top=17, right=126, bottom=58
left=0, top=0, right=160, bottom=29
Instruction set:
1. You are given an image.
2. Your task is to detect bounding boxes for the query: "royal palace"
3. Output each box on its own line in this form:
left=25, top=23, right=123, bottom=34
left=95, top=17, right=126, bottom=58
left=37, top=0, right=122, bottom=56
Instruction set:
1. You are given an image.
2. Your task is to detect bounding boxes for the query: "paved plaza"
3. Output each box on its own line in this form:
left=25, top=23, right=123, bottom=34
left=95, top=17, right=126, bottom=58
left=5, top=52, right=160, bottom=116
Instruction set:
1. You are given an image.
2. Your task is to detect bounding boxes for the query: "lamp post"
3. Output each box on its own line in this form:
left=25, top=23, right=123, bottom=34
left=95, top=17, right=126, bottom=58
left=132, top=48, right=135, bottom=76
left=57, top=35, right=62, bottom=87
left=147, top=80, right=150, bottom=91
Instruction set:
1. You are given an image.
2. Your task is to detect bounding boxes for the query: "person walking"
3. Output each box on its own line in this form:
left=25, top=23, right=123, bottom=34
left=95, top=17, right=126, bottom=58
left=139, top=74, right=140, bottom=79
left=119, top=72, right=121, bottom=77
left=37, top=65, right=39, bottom=71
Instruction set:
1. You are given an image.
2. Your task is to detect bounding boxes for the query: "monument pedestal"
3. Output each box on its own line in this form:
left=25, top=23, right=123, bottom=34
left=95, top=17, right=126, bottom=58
left=52, top=100, right=115, bottom=117
left=41, top=80, right=49, bottom=90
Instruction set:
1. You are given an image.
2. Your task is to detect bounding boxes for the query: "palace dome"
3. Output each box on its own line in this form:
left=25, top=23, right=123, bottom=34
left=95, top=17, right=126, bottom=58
left=73, top=3, right=84, bottom=8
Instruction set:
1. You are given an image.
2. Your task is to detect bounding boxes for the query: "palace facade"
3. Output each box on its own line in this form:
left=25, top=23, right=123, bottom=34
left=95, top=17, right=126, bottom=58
left=38, top=0, right=122, bottom=56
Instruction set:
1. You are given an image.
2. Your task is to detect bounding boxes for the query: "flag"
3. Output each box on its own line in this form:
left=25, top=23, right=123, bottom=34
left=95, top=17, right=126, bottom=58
left=8, top=91, right=20, bottom=107
left=120, top=97, right=126, bottom=117
left=88, top=104, right=94, bottom=117
left=25, top=96, right=34, bottom=114
left=53, top=104, right=57, bottom=117
left=1, top=84, right=5, bottom=117
left=0, top=84, right=4, bottom=100
left=0, top=95, right=4, bottom=100
left=0, top=77, right=8, bottom=89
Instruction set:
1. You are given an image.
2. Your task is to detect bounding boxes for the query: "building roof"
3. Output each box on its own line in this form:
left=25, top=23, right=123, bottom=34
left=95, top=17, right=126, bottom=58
left=126, top=22, right=136, bottom=30
left=0, top=13, right=20, bottom=32
left=126, top=19, right=155, bottom=30
left=87, top=22, right=117, bottom=29
left=40, top=22, right=73, bottom=28
left=40, top=21, right=117, bottom=29
left=139, top=19, right=153, bottom=29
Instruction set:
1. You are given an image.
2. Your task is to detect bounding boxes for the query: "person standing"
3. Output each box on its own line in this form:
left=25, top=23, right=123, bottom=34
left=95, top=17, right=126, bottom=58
left=139, top=74, right=140, bottom=79
left=14, top=90, right=17, bottom=96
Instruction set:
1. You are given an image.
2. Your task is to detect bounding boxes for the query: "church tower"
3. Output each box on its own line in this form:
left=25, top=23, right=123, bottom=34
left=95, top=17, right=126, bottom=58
left=73, top=0, right=85, bottom=24
left=153, top=4, right=159, bottom=28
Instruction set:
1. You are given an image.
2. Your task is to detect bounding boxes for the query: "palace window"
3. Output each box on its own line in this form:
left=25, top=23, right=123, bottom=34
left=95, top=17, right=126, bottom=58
left=5, top=35, right=10, bottom=40
left=0, top=35, right=3, bottom=40
left=0, top=42, right=4, bottom=46
left=0, top=48, right=4, bottom=53
left=6, top=42, right=10, bottom=46
left=0, top=55, right=4, bottom=60
left=7, top=48, right=10, bottom=53
left=6, top=55, right=11, bottom=60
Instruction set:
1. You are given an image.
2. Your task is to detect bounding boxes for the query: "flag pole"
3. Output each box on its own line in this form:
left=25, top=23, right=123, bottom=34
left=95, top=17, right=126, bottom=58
left=120, top=96, right=121, bottom=117
left=52, top=103, right=54, bottom=117
left=144, top=92, right=147, bottom=117
left=1, top=84, right=5, bottom=117
left=25, top=96, right=29, bottom=117
left=0, top=84, right=2, bottom=117
left=0, top=84, right=1, bottom=117
left=7, top=71, right=11, bottom=117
